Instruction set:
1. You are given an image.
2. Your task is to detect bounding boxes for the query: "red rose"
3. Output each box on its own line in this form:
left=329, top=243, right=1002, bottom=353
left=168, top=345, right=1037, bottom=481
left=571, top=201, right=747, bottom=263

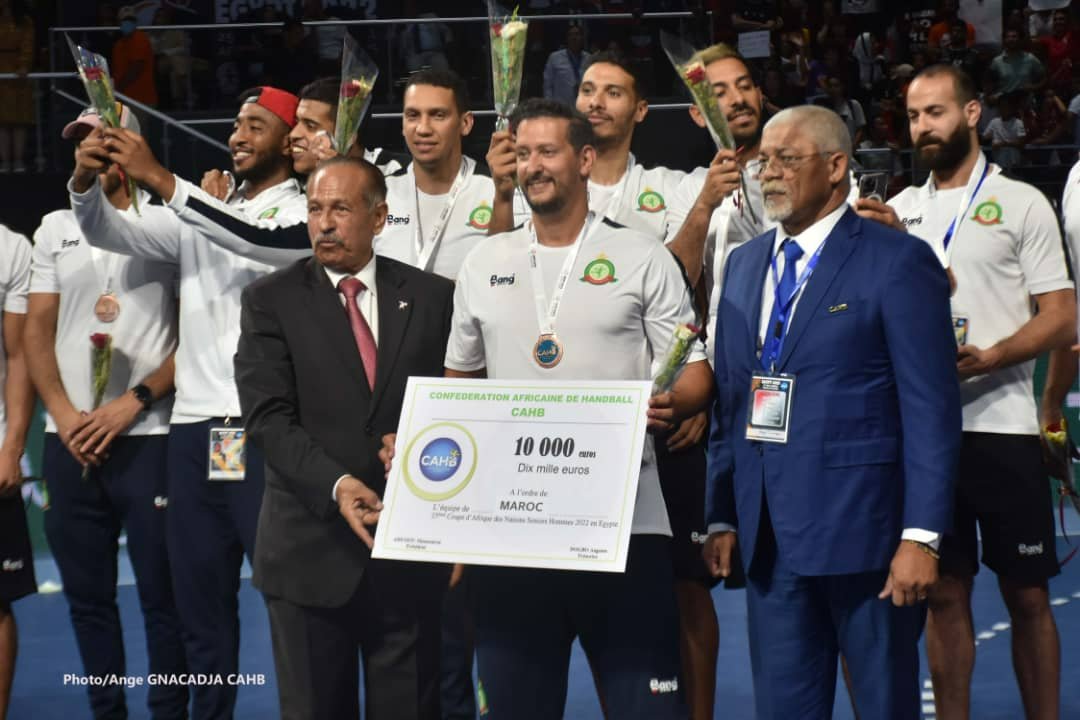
left=685, top=66, right=706, bottom=84
left=90, top=333, right=110, bottom=349
left=492, top=23, right=503, bottom=37
left=84, top=67, right=104, bottom=82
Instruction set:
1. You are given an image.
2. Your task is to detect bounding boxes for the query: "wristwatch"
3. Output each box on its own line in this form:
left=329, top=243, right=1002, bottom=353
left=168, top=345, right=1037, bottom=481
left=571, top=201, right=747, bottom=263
left=131, top=384, right=153, bottom=411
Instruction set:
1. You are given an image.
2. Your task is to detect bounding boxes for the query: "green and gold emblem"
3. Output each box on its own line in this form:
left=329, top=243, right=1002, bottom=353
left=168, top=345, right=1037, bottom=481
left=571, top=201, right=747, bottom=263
left=637, top=187, right=665, bottom=213
left=467, top=202, right=493, bottom=230
left=582, top=255, right=617, bottom=285
left=971, top=198, right=1002, bottom=226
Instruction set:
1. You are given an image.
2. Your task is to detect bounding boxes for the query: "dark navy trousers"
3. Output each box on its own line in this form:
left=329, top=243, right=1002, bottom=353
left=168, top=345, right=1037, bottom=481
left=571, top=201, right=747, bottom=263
left=43, top=433, right=188, bottom=720
left=166, top=419, right=264, bottom=720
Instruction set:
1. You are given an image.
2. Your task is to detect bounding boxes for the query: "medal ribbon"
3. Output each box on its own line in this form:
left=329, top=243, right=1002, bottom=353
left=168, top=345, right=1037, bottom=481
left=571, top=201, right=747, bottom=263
left=527, top=213, right=596, bottom=338
left=764, top=238, right=828, bottom=370
left=941, top=152, right=990, bottom=259
left=412, top=156, right=475, bottom=272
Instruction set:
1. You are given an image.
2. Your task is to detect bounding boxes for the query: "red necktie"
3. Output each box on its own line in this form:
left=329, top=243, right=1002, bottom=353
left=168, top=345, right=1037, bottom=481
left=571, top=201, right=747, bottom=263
left=338, top=277, right=377, bottom=390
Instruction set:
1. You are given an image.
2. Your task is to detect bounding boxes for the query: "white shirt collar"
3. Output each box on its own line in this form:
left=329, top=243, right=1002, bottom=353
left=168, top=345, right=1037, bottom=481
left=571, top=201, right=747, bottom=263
left=772, top=201, right=849, bottom=261
left=324, top=254, right=378, bottom=294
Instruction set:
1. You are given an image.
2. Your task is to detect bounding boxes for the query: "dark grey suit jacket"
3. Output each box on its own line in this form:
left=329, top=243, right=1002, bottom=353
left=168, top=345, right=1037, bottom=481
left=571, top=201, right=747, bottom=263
left=236, top=254, right=454, bottom=608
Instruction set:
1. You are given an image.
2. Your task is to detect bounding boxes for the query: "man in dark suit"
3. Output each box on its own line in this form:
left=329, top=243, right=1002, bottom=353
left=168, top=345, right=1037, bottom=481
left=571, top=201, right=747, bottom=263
left=235, top=157, right=455, bottom=720
left=701, top=105, right=962, bottom=719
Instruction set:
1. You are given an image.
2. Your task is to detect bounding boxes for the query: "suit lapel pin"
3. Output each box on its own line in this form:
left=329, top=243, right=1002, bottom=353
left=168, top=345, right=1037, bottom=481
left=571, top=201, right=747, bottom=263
left=398, top=300, right=409, bottom=310
left=828, top=303, right=848, bottom=313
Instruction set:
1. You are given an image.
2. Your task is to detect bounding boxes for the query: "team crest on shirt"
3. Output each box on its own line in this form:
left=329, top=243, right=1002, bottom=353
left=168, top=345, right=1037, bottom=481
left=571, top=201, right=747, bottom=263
left=467, top=202, right=492, bottom=230
left=636, top=187, right=665, bottom=213
left=258, top=207, right=279, bottom=220
left=971, top=198, right=1002, bottom=226
left=581, top=255, right=617, bottom=285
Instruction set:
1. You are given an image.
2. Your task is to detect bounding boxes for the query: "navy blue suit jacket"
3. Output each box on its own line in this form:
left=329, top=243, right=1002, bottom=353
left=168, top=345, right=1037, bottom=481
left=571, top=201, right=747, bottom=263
left=705, top=207, right=962, bottom=576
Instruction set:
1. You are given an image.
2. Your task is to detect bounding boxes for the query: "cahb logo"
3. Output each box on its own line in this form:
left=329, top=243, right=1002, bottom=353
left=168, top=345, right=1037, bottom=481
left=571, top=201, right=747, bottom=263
left=419, top=438, right=462, bottom=482
left=403, top=422, right=478, bottom=501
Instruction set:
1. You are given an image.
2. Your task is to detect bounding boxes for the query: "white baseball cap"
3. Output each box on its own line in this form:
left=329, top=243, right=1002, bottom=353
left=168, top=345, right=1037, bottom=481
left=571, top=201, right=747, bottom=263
left=61, top=103, right=141, bottom=140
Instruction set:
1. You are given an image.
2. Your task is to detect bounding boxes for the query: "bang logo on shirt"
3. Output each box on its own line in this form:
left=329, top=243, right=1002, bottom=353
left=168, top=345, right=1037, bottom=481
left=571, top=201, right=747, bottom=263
left=258, top=207, right=279, bottom=220
left=637, top=188, right=665, bottom=213
left=971, top=199, right=1002, bottom=226
left=581, top=256, right=617, bottom=285
left=467, top=202, right=493, bottom=230
left=402, top=422, right=478, bottom=501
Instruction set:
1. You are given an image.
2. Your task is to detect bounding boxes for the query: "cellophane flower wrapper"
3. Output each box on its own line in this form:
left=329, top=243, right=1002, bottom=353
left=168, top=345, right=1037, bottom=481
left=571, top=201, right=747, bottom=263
left=66, top=35, right=139, bottom=214
left=488, top=1, right=528, bottom=132
left=661, top=31, right=735, bottom=151
left=652, top=324, right=700, bottom=395
left=334, top=34, right=378, bottom=156
left=84, top=332, right=113, bottom=479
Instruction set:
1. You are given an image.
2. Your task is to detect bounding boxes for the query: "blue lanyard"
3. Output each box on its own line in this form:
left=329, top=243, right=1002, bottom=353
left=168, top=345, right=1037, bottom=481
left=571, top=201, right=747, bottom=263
left=765, top=239, right=827, bottom=370
left=942, top=162, right=989, bottom=253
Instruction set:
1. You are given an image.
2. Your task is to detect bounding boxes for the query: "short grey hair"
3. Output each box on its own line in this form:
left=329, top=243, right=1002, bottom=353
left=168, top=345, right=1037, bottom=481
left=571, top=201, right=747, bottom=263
left=764, top=105, right=852, bottom=159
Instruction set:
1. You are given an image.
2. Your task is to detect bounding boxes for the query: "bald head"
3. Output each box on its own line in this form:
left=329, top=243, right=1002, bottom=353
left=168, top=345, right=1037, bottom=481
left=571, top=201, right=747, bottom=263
left=765, top=105, right=852, bottom=158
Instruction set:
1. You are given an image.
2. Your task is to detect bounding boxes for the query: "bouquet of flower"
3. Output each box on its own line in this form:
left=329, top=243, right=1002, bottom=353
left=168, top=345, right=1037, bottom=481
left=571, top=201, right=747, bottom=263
left=334, top=34, right=378, bottom=156
left=661, top=31, right=757, bottom=223
left=652, top=323, right=701, bottom=395
left=83, top=333, right=113, bottom=479
left=1042, top=419, right=1080, bottom=515
left=66, top=35, right=139, bottom=214
left=661, top=31, right=734, bottom=151
left=488, top=1, right=529, bottom=132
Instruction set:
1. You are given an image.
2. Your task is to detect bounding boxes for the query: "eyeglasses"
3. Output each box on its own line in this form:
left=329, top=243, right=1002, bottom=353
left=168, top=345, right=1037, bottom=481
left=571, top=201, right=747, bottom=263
left=745, top=151, right=837, bottom=178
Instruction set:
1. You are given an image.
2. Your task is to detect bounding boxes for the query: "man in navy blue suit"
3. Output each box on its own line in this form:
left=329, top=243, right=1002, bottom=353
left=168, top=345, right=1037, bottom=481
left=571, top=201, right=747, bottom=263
left=701, top=105, right=962, bottom=719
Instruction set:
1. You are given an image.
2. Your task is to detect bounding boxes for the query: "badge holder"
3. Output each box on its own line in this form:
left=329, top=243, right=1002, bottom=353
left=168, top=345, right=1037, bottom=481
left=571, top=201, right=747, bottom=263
left=952, top=316, right=969, bottom=346
left=745, top=373, right=796, bottom=444
left=208, top=426, right=246, bottom=481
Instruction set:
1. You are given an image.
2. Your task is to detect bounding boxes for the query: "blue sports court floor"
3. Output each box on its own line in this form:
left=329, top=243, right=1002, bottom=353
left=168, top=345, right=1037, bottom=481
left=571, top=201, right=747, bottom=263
left=8, top=515, right=1080, bottom=719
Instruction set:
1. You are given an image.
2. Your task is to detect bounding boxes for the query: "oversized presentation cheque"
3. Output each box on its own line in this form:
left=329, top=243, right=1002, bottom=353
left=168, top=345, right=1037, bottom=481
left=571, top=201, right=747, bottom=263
left=371, top=377, right=652, bottom=572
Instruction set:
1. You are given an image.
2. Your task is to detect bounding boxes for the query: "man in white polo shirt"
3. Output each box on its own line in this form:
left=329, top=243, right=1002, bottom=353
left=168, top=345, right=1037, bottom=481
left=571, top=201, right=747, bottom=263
left=375, top=68, right=494, bottom=281
left=439, top=98, right=711, bottom=720
left=68, top=87, right=304, bottom=720
left=858, top=64, right=1074, bottom=720
left=24, top=106, right=187, bottom=720
left=0, top=222, right=34, bottom=720
left=488, top=51, right=685, bottom=239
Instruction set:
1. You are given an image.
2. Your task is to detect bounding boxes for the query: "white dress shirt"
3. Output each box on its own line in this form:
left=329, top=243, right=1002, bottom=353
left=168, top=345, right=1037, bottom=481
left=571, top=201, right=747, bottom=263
left=325, top=256, right=378, bottom=502
left=713, top=202, right=940, bottom=549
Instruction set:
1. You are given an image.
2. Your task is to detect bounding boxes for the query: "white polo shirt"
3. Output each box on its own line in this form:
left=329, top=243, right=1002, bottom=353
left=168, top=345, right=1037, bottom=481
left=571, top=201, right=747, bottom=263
left=1062, top=154, right=1080, bottom=374
left=511, top=153, right=685, bottom=242
left=446, top=216, right=707, bottom=536
left=30, top=198, right=178, bottom=435
left=890, top=153, right=1073, bottom=435
left=69, top=177, right=306, bottom=424
left=0, top=225, right=30, bottom=443
left=375, top=156, right=495, bottom=281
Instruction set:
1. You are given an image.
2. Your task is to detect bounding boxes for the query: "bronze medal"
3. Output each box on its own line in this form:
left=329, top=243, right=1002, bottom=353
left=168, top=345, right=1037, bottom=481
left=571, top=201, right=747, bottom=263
left=94, top=293, right=120, bottom=323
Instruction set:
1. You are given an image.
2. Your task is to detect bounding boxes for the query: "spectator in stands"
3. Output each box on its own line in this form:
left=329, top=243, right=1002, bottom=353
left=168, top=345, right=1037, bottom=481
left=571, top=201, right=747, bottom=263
left=732, top=0, right=782, bottom=34
left=304, top=0, right=347, bottom=78
left=940, top=20, right=981, bottom=81
left=983, top=90, right=1027, bottom=171
left=807, top=45, right=846, bottom=99
left=150, top=2, right=192, bottom=110
left=762, top=65, right=798, bottom=113
left=927, top=0, right=975, bottom=50
left=852, top=31, right=886, bottom=103
left=976, top=69, right=1000, bottom=137
left=544, top=24, right=590, bottom=106
left=858, top=114, right=905, bottom=196
left=990, top=27, right=1045, bottom=96
left=266, top=18, right=317, bottom=94
left=1038, top=9, right=1077, bottom=97
left=779, top=32, right=809, bottom=91
left=1067, top=72, right=1080, bottom=143
left=398, top=5, right=453, bottom=74
left=112, top=6, right=157, bottom=110
left=822, top=75, right=867, bottom=146
left=0, top=0, right=33, bottom=173
left=1029, top=85, right=1069, bottom=166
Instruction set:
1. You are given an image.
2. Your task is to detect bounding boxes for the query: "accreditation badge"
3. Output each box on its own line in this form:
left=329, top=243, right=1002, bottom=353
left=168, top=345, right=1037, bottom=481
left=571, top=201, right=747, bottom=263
left=746, top=373, right=795, bottom=444
left=952, top=315, right=969, bottom=346
left=208, top=427, right=246, bottom=481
